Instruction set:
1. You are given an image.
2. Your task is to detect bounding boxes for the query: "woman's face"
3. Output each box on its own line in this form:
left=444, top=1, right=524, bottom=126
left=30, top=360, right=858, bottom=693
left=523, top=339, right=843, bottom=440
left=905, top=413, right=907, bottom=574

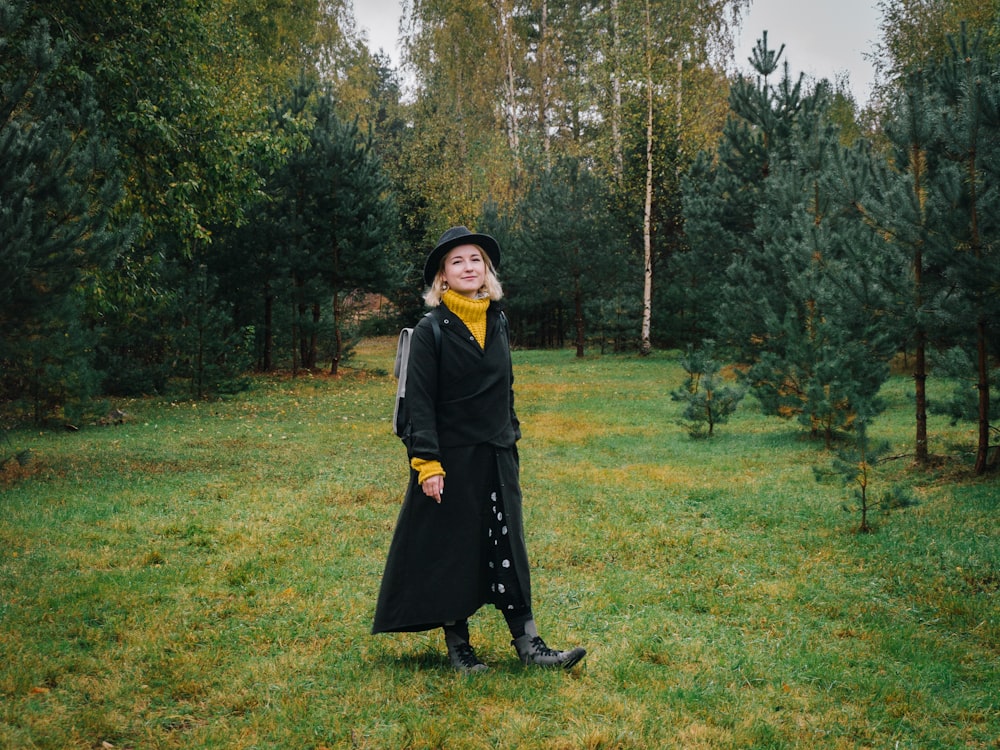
left=441, top=244, right=486, bottom=298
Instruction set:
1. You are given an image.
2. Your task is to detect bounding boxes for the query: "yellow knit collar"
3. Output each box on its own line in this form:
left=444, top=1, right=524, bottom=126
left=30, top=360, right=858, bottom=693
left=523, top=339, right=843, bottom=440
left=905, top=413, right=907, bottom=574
left=442, top=289, right=490, bottom=319
left=442, top=290, right=489, bottom=348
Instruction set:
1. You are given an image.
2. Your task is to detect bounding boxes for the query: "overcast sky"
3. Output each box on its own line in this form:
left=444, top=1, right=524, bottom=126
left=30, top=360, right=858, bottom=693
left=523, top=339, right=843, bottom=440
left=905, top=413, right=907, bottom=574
left=733, top=0, right=882, bottom=104
left=353, top=0, right=883, bottom=105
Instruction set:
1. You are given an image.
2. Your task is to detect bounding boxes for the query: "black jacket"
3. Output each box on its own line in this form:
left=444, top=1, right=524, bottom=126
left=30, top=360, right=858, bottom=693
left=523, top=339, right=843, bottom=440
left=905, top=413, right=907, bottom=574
left=406, top=304, right=520, bottom=458
left=372, top=302, right=531, bottom=633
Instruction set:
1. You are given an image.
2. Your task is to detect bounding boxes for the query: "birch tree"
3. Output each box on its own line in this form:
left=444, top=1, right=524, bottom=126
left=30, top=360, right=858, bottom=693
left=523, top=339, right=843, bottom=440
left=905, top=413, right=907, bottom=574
left=612, top=0, right=747, bottom=352
left=401, top=0, right=518, bottom=229
left=873, top=0, right=1000, bottom=96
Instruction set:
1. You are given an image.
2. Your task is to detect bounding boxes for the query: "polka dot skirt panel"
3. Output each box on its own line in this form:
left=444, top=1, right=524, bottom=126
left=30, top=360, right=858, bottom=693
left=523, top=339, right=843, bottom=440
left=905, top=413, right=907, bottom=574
left=484, top=490, right=527, bottom=612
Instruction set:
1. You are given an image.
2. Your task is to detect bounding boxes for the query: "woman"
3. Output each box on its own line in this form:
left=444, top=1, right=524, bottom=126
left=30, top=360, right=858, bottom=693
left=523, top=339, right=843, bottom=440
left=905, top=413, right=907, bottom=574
left=372, top=226, right=586, bottom=673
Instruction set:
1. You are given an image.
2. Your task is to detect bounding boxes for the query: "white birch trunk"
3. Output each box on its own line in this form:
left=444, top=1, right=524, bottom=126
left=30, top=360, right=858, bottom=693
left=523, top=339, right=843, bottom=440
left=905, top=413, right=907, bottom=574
left=640, top=0, right=654, bottom=354
left=611, top=0, right=623, bottom=181
left=540, top=0, right=551, bottom=163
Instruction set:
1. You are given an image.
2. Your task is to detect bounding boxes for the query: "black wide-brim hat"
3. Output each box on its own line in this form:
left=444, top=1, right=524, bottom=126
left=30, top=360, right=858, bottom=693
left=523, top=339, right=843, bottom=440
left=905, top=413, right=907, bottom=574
left=423, top=226, right=501, bottom=286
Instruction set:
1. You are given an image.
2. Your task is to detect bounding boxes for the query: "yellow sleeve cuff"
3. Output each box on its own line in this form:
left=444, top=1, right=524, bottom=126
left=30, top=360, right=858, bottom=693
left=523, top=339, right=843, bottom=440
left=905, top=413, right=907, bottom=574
left=410, top=457, right=445, bottom=484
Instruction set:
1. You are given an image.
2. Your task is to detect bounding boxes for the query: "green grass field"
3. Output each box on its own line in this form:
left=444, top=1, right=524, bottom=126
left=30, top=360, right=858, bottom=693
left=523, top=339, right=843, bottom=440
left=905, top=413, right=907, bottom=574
left=1, top=340, right=997, bottom=749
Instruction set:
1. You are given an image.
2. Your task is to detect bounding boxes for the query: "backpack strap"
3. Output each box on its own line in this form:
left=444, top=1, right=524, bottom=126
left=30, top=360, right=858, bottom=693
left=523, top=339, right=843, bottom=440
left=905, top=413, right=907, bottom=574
left=393, top=328, right=411, bottom=380
left=426, top=310, right=442, bottom=353
left=393, top=311, right=443, bottom=441
left=394, top=311, right=443, bottom=381
left=391, top=327, right=413, bottom=437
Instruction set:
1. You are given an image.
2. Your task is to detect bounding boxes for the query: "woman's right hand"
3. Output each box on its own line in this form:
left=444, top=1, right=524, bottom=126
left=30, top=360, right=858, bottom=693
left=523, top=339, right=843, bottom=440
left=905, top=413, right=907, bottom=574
left=421, top=474, right=444, bottom=504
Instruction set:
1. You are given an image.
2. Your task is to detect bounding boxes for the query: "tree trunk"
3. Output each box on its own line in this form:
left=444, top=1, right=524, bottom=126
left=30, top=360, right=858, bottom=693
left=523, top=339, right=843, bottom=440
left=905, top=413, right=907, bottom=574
left=610, top=0, right=623, bottom=181
left=911, top=140, right=928, bottom=466
left=291, top=301, right=299, bottom=376
left=675, top=55, right=683, bottom=179
left=308, top=301, right=320, bottom=370
left=574, top=273, right=585, bottom=358
left=330, top=292, right=342, bottom=375
left=539, top=0, right=551, bottom=164
left=194, top=265, right=206, bottom=399
left=496, top=0, right=520, bottom=160
left=967, top=137, right=989, bottom=475
left=640, top=0, right=654, bottom=355
left=262, top=282, right=273, bottom=372
left=974, top=313, right=990, bottom=475
left=297, top=302, right=309, bottom=369
left=914, top=327, right=928, bottom=464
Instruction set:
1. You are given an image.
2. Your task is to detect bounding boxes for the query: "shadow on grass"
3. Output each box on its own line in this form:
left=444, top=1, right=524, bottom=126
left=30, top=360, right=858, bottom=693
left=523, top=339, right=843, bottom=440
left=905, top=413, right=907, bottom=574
left=369, top=647, right=581, bottom=678
left=371, top=650, right=448, bottom=672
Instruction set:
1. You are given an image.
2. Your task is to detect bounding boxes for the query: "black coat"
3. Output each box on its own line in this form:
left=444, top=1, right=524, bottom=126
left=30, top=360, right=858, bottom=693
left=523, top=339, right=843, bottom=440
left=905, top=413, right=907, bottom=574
left=372, top=303, right=531, bottom=633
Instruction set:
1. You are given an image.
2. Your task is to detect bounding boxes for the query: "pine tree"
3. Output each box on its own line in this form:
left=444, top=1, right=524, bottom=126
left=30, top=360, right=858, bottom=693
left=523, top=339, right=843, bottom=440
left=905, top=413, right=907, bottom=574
left=812, top=416, right=888, bottom=534
left=0, top=2, right=126, bottom=422
left=670, top=343, right=746, bottom=438
left=930, top=26, right=1000, bottom=474
left=685, top=35, right=903, bottom=446
left=170, top=264, right=253, bottom=398
left=860, top=68, right=955, bottom=466
left=679, top=33, right=799, bottom=350
left=859, top=25, right=1000, bottom=472
left=504, top=156, right=628, bottom=354
left=230, top=75, right=402, bottom=374
left=742, top=89, right=901, bottom=445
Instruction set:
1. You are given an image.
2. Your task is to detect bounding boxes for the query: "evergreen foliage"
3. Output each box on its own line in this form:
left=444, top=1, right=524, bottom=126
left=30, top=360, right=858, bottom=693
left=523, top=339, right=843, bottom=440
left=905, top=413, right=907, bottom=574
left=683, top=36, right=902, bottom=447
left=930, top=346, right=1000, bottom=430
left=670, top=343, right=746, bottom=438
left=502, top=157, right=631, bottom=353
left=930, top=26, right=1000, bottom=474
left=212, top=75, right=402, bottom=374
left=677, top=33, right=789, bottom=346
left=169, top=265, right=253, bottom=398
left=863, top=25, right=1000, bottom=473
left=861, top=68, right=949, bottom=465
left=812, top=417, right=891, bottom=534
left=0, top=1, right=128, bottom=422
left=0, top=0, right=998, bottom=483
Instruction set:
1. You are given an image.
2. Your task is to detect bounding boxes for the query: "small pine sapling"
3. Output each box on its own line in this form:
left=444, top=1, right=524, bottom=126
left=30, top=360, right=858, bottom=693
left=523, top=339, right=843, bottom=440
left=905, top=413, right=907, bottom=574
left=813, top=418, right=914, bottom=533
left=671, top=344, right=746, bottom=438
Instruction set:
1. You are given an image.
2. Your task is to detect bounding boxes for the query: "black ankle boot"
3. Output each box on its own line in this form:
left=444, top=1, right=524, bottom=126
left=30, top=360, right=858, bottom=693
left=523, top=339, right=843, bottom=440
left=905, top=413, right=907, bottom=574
left=511, top=620, right=586, bottom=670
left=444, top=629, right=489, bottom=673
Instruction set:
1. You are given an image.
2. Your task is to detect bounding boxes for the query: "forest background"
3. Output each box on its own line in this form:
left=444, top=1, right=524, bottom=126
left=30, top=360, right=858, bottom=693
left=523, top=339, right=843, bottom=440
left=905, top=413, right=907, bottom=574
left=2, top=0, right=1000, bottom=475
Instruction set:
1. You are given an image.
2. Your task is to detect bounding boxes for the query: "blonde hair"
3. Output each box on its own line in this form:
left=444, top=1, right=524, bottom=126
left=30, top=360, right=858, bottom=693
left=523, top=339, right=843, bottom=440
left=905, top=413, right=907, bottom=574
left=423, top=245, right=504, bottom=307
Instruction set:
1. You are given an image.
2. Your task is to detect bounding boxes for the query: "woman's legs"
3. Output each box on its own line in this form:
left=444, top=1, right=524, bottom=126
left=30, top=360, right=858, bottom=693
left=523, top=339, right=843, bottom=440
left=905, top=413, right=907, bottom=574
left=502, top=606, right=532, bottom=638
left=488, top=464, right=585, bottom=669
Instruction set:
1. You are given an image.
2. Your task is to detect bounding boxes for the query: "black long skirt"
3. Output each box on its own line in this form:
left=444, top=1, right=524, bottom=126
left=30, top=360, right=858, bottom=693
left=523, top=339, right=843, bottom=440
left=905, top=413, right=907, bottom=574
left=372, top=443, right=532, bottom=634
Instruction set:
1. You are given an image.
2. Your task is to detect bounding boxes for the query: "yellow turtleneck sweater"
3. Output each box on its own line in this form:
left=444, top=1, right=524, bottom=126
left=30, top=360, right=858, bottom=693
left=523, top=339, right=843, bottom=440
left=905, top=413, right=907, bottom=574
left=410, top=290, right=491, bottom=483
left=441, top=289, right=489, bottom=347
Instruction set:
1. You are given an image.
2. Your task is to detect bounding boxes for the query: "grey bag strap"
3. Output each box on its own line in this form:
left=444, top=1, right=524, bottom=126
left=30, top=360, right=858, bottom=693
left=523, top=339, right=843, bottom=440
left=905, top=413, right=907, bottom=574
left=392, top=327, right=412, bottom=434
left=392, top=313, right=442, bottom=438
